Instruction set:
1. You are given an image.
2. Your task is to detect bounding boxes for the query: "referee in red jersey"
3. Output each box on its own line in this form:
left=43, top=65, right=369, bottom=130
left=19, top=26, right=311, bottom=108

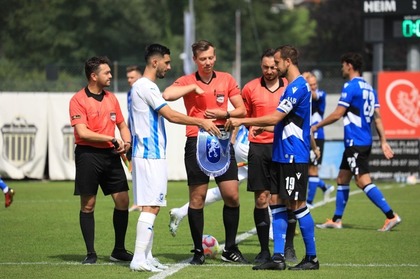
left=69, top=56, right=132, bottom=264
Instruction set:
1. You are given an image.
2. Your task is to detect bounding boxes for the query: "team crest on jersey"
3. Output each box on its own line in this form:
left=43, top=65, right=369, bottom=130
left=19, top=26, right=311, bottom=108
left=215, top=92, right=225, bottom=104
left=110, top=113, right=116, bottom=121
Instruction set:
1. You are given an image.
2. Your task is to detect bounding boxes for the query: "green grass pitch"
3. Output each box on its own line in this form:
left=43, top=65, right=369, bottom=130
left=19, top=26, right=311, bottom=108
left=1, top=179, right=419, bottom=278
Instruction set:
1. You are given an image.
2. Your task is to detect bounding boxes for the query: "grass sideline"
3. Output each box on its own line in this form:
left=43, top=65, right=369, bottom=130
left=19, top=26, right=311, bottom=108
left=1, top=179, right=419, bottom=279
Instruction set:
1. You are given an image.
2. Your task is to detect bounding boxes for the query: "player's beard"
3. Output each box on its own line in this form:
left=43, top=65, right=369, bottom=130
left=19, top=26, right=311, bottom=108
left=278, top=68, right=287, bottom=78
left=264, top=73, right=277, bottom=81
left=157, top=69, right=166, bottom=79
left=102, top=79, right=111, bottom=88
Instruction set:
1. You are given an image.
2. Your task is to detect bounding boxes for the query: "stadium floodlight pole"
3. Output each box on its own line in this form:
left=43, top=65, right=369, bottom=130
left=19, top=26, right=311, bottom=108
left=182, top=0, right=195, bottom=75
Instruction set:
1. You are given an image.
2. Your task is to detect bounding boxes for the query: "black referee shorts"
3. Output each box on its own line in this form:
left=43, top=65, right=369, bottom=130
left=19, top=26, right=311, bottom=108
left=74, top=145, right=129, bottom=196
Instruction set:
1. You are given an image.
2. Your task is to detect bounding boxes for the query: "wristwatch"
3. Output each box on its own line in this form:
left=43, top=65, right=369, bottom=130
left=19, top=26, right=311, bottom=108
left=111, top=138, right=119, bottom=148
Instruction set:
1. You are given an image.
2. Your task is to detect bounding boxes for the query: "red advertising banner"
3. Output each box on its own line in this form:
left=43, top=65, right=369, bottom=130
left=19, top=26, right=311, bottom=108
left=378, top=72, right=420, bottom=139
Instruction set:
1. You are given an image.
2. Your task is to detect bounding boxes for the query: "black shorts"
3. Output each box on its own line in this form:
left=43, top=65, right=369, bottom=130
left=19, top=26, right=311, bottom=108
left=247, top=142, right=275, bottom=192
left=271, top=162, right=309, bottom=201
left=339, top=145, right=371, bottom=176
left=74, top=145, right=129, bottom=196
left=310, top=139, right=325, bottom=166
left=184, top=137, right=238, bottom=186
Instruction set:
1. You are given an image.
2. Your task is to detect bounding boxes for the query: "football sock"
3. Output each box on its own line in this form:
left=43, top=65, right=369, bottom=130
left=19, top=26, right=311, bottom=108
left=188, top=207, right=204, bottom=252
left=146, top=231, right=154, bottom=260
left=295, top=206, right=316, bottom=257
left=178, top=203, right=189, bottom=218
left=80, top=211, right=95, bottom=253
left=363, top=183, right=392, bottom=215
left=270, top=204, right=287, bottom=255
left=254, top=207, right=270, bottom=252
left=113, top=208, right=129, bottom=250
left=318, top=178, right=327, bottom=192
left=285, top=210, right=296, bottom=249
left=307, top=176, right=319, bottom=204
left=333, top=184, right=350, bottom=222
left=178, top=187, right=222, bottom=219
left=133, top=212, right=155, bottom=263
left=205, top=187, right=223, bottom=205
left=223, top=205, right=240, bottom=250
left=0, top=178, right=8, bottom=192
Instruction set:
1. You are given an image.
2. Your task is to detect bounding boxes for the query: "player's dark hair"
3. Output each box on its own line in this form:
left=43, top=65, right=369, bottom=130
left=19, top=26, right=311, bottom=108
left=192, top=40, right=215, bottom=57
left=85, top=56, right=111, bottom=80
left=341, top=52, right=363, bottom=73
left=275, top=45, right=299, bottom=66
left=261, top=48, right=276, bottom=61
left=144, top=44, right=171, bottom=64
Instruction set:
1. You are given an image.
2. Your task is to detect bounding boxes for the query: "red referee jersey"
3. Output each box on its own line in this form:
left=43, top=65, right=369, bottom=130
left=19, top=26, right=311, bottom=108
left=242, top=77, right=287, bottom=143
left=173, top=71, right=241, bottom=137
left=69, top=88, right=124, bottom=148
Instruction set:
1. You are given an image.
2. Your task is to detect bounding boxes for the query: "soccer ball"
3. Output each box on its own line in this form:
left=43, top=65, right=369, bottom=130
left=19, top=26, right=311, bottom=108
left=202, top=234, right=219, bottom=258
left=406, top=175, right=417, bottom=185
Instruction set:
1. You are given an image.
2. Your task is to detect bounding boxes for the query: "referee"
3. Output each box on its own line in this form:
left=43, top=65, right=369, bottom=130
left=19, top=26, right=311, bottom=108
left=69, top=56, right=132, bottom=264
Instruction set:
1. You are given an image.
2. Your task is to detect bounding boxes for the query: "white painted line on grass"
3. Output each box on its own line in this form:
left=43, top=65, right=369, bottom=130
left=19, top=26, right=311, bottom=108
left=2, top=184, right=403, bottom=277
left=151, top=184, right=400, bottom=278
left=0, top=261, right=417, bottom=268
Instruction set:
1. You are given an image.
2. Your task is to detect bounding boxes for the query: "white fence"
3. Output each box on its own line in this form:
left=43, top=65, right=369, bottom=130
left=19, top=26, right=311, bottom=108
left=0, top=92, right=343, bottom=180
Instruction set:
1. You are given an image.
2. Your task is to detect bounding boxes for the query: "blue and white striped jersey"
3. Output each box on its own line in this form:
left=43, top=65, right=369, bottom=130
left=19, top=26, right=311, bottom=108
left=127, top=88, right=133, bottom=131
left=311, top=89, right=326, bottom=140
left=235, top=125, right=249, bottom=146
left=130, top=77, right=168, bottom=159
left=272, top=75, right=311, bottom=164
left=338, top=77, right=379, bottom=147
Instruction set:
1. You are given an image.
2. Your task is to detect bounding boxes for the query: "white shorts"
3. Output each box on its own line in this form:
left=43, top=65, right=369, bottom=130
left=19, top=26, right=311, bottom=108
left=132, top=158, right=167, bottom=207
left=234, top=141, right=249, bottom=181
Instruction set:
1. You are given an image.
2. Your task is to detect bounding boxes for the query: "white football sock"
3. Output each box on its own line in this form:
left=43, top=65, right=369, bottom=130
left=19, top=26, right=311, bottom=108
left=178, top=186, right=223, bottom=218
left=146, top=231, right=154, bottom=260
left=132, top=212, right=155, bottom=264
left=204, top=187, right=222, bottom=205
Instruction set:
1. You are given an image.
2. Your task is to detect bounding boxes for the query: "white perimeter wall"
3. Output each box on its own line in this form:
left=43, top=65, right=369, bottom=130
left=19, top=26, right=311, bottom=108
left=0, top=92, right=343, bottom=180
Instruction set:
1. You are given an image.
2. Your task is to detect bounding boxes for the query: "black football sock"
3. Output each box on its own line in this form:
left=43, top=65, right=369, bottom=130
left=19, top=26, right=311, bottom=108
left=285, top=210, right=296, bottom=249
left=80, top=211, right=95, bottom=253
left=254, top=207, right=270, bottom=252
left=113, top=208, right=129, bottom=250
left=223, top=205, right=240, bottom=250
left=188, top=207, right=204, bottom=252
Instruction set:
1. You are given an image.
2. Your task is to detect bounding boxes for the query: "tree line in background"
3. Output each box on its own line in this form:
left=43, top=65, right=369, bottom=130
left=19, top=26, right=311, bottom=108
left=0, top=0, right=409, bottom=92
